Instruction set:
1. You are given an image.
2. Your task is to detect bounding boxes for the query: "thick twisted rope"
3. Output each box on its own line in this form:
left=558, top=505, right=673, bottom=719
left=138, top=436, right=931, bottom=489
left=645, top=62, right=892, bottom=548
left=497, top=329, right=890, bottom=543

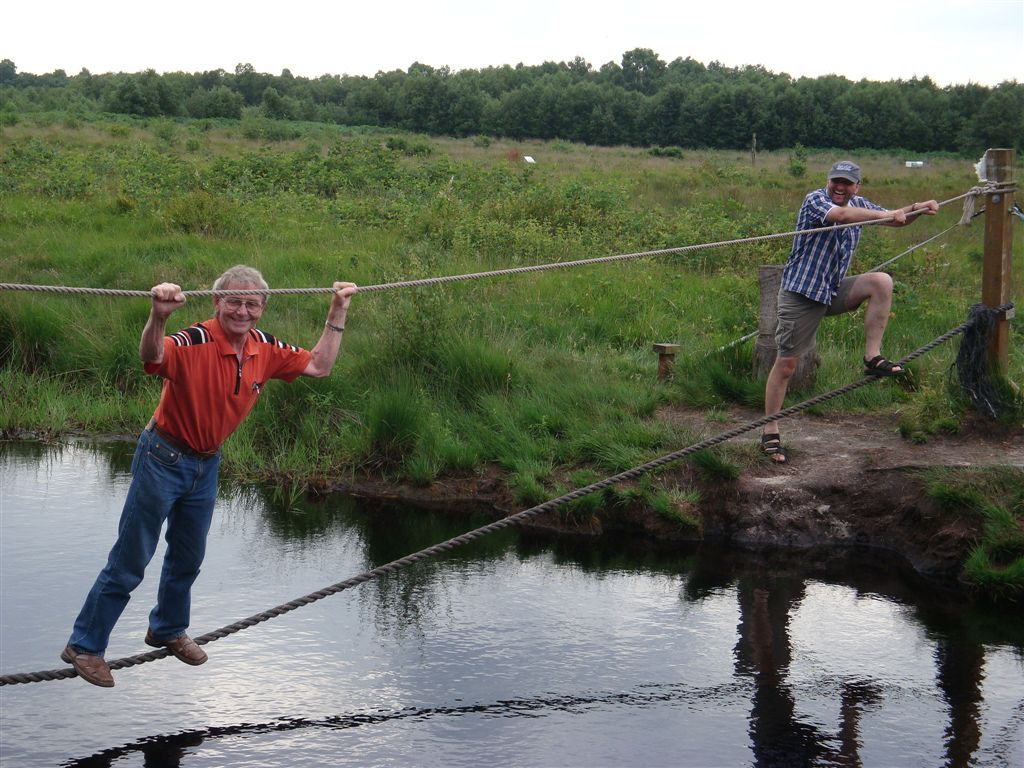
left=0, top=186, right=994, bottom=302
left=1, top=301, right=1011, bottom=687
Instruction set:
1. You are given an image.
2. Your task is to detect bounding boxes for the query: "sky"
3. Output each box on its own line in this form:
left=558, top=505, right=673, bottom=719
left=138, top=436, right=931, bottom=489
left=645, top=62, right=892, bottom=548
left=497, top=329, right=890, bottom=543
left=3, top=0, right=1022, bottom=87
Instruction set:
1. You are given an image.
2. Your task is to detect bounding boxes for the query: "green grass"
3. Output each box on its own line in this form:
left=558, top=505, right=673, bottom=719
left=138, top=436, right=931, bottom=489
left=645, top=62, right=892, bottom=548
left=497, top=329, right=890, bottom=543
left=2, top=116, right=1021, bottom=519
left=917, top=467, right=1024, bottom=596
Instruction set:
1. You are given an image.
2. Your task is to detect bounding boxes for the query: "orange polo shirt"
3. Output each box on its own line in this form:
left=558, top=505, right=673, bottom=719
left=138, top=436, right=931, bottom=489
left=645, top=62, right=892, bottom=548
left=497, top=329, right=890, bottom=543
left=144, top=318, right=312, bottom=453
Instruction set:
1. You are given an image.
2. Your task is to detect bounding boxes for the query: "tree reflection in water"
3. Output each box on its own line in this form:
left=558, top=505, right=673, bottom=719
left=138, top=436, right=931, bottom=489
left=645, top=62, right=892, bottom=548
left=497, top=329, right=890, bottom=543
left=684, top=544, right=1009, bottom=768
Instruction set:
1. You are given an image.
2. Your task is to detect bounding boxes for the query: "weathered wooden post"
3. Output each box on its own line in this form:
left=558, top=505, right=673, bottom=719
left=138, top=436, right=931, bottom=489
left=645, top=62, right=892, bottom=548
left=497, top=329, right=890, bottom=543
left=653, top=343, right=680, bottom=381
left=981, top=148, right=1016, bottom=374
left=754, top=265, right=818, bottom=386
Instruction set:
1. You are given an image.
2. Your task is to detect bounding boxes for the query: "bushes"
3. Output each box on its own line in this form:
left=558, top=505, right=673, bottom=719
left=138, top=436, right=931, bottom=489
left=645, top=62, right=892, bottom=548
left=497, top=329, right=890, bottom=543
left=161, top=190, right=244, bottom=237
left=787, top=143, right=808, bottom=178
left=185, top=86, right=244, bottom=120
left=239, top=112, right=301, bottom=142
left=0, top=137, right=97, bottom=199
left=386, top=135, right=433, bottom=156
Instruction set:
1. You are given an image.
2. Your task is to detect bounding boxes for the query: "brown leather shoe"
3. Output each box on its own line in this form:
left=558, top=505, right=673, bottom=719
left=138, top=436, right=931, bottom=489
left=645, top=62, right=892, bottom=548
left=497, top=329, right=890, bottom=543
left=145, top=629, right=208, bottom=666
left=61, top=644, right=115, bottom=688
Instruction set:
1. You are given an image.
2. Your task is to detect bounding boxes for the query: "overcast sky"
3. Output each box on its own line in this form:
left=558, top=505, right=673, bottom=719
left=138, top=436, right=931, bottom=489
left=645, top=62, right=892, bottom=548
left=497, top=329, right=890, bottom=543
left=3, top=0, right=1022, bottom=87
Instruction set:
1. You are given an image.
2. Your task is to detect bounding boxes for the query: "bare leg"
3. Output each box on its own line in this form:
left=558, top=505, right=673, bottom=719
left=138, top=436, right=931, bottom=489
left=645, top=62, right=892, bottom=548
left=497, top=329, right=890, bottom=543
left=845, top=273, right=901, bottom=371
left=764, top=355, right=798, bottom=432
left=763, top=355, right=798, bottom=463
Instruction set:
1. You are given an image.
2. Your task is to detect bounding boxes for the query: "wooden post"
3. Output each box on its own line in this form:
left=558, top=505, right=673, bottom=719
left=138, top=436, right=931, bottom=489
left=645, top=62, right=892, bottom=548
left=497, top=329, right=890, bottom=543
left=653, top=343, right=680, bottom=381
left=750, top=132, right=757, bottom=167
left=754, top=265, right=818, bottom=386
left=981, top=148, right=1016, bottom=374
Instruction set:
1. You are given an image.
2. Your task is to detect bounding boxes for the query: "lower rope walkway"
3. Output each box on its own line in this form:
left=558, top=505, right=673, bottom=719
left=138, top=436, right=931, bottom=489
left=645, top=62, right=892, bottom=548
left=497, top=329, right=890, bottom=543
left=0, top=301, right=1011, bottom=687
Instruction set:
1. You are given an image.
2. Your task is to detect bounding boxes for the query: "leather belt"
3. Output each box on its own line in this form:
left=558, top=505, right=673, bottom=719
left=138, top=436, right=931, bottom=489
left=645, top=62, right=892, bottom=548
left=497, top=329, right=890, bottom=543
left=146, top=421, right=219, bottom=459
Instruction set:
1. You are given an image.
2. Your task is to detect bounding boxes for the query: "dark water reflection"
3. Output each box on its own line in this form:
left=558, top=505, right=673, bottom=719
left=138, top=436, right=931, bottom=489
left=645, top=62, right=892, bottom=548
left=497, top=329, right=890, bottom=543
left=1, top=440, right=1021, bottom=768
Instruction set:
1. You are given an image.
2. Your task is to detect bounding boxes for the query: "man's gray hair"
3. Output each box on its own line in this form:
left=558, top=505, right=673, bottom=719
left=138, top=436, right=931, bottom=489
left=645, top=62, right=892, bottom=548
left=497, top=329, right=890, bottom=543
left=212, top=265, right=269, bottom=300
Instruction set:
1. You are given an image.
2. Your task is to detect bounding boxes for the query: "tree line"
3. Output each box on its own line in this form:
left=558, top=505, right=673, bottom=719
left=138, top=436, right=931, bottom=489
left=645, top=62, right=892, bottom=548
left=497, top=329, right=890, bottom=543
left=1, top=51, right=1021, bottom=153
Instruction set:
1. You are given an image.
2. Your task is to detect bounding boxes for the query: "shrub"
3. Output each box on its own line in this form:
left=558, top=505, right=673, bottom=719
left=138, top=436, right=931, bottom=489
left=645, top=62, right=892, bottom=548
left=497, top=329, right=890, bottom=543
left=161, top=190, right=241, bottom=237
left=386, top=135, right=432, bottom=156
left=152, top=119, right=177, bottom=143
left=240, top=113, right=300, bottom=142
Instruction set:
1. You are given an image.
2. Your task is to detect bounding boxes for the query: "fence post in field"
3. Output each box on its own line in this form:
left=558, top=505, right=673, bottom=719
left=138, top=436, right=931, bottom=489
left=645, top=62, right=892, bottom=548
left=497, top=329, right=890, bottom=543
left=754, top=265, right=818, bottom=387
left=653, top=343, right=680, bottom=381
left=981, top=148, right=1016, bottom=375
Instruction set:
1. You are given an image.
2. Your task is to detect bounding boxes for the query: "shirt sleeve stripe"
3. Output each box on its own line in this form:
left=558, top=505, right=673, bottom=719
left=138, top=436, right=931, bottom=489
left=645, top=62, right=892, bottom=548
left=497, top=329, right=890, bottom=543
left=249, top=327, right=300, bottom=353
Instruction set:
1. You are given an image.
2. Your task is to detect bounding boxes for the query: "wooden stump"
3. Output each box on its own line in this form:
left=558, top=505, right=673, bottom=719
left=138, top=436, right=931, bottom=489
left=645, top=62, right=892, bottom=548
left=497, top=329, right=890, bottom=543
left=653, top=343, right=680, bottom=381
left=754, top=265, right=819, bottom=388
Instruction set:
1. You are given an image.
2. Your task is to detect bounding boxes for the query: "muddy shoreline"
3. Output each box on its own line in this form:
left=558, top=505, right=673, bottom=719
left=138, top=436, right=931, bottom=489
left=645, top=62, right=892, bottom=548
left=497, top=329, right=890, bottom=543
left=320, top=407, right=1024, bottom=586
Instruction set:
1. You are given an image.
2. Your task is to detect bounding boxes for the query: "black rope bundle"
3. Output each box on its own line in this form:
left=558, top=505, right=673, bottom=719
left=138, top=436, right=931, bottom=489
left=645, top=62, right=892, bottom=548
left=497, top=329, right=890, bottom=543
left=956, top=304, right=1020, bottom=420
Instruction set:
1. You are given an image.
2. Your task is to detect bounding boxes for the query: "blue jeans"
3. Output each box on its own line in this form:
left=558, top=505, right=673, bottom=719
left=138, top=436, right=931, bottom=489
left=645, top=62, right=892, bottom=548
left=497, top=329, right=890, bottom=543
left=69, top=428, right=221, bottom=655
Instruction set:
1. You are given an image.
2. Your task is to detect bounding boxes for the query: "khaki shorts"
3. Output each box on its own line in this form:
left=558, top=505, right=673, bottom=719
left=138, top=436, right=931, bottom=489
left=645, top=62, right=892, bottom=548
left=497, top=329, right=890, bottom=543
left=775, top=277, right=858, bottom=357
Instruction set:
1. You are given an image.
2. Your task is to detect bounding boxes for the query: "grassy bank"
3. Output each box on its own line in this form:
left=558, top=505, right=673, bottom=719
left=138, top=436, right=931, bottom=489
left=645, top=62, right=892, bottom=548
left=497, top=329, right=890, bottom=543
left=1, top=115, right=1021, bottom=590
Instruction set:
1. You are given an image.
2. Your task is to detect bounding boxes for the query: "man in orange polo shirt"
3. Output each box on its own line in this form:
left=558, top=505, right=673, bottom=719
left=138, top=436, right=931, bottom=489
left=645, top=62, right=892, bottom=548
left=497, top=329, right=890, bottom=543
left=62, top=264, right=357, bottom=687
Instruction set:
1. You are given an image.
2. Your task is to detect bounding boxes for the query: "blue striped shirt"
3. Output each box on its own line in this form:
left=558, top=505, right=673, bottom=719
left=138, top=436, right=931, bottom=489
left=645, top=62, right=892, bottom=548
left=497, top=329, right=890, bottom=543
left=781, top=188, right=885, bottom=305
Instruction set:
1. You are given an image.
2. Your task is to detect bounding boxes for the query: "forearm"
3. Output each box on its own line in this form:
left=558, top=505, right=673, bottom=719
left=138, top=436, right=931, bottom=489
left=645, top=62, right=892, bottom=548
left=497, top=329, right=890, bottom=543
left=827, top=206, right=901, bottom=225
left=889, top=200, right=937, bottom=227
left=304, top=308, right=349, bottom=378
left=139, top=313, right=168, bottom=363
left=302, top=282, right=357, bottom=378
left=142, top=282, right=185, bottom=363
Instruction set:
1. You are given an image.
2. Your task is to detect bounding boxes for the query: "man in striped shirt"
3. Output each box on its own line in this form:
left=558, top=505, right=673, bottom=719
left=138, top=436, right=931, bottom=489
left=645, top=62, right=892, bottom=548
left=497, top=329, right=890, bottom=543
left=761, top=161, right=938, bottom=464
left=62, top=265, right=357, bottom=686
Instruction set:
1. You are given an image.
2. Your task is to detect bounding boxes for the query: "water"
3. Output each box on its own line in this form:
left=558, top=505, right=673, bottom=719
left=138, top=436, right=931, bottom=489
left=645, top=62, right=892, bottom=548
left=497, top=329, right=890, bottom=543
left=1, top=440, right=1022, bottom=767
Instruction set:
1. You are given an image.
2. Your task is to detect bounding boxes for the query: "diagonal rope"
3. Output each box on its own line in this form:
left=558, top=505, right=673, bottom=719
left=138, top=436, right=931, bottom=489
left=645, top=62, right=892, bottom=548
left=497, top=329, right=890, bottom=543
left=0, top=186, right=992, bottom=302
left=1, top=301, right=1011, bottom=687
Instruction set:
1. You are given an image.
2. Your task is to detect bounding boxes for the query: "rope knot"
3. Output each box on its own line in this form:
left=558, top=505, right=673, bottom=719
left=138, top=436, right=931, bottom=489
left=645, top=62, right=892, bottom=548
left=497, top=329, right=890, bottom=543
left=958, top=182, right=996, bottom=226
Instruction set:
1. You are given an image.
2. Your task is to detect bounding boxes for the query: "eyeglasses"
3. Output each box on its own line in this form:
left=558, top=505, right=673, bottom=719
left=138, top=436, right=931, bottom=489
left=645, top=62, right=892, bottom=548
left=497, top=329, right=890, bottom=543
left=221, top=298, right=265, bottom=312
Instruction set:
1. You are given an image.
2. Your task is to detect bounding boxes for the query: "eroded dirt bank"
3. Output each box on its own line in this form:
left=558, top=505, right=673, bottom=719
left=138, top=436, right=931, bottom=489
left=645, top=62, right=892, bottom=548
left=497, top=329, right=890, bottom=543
left=325, top=408, right=1024, bottom=582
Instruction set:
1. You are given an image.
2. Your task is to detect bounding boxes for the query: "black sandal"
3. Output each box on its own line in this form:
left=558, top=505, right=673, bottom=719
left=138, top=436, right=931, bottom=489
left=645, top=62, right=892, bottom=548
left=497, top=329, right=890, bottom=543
left=761, top=433, right=786, bottom=464
left=863, top=355, right=905, bottom=377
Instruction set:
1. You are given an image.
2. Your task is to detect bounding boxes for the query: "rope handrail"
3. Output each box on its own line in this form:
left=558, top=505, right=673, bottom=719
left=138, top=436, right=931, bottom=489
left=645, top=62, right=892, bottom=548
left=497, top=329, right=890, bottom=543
left=0, top=301, right=1011, bottom=687
left=0, top=185, right=994, bottom=301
